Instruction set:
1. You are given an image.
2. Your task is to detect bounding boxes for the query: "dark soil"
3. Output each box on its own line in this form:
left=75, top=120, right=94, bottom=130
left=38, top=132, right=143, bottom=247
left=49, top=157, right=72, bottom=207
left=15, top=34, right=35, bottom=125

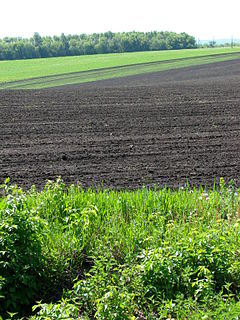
left=0, top=60, right=240, bottom=190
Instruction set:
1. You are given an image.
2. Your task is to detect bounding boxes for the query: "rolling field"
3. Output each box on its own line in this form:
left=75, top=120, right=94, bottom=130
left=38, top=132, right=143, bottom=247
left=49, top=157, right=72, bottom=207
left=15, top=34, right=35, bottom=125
left=0, top=58, right=239, bottom=189
left=0, top=47, right=240, bottom=89
left=1, top=54, right=240, bottom=319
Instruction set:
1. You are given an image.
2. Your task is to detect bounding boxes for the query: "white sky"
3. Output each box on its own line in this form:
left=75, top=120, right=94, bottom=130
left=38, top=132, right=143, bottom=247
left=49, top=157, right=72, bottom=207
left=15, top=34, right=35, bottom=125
left=0, top=0, right=239, bottom=40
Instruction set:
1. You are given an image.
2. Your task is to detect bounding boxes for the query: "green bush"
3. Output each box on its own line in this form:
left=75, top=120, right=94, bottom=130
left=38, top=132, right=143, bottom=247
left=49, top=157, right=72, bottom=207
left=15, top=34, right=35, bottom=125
left=70, top=256, right=137, bottom=319
left=140, top=226, right=240, bottom=303
left=0, top=182, right=46, bottom=316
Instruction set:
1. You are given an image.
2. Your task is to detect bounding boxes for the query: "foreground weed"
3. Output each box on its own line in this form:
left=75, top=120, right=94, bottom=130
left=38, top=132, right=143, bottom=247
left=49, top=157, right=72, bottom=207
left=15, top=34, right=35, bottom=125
left=0, top=180, right=46, bottom=317
left=1, top=178, right=240, bottom=319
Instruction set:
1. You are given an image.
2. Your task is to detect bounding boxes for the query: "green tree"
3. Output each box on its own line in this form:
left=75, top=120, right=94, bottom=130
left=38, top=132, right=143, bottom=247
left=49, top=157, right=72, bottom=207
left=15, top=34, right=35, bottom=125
left=33, top=32, right=42, bottom=47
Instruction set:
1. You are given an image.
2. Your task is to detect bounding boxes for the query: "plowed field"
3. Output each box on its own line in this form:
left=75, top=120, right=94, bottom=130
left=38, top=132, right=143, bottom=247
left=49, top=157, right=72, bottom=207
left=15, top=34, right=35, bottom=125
left=0, top=59, right=240, bottom=189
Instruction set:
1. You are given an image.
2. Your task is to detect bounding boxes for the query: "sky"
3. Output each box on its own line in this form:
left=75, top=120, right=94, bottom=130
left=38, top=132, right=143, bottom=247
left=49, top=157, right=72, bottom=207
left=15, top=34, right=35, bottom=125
left=0, top=0, right=239, bottom=40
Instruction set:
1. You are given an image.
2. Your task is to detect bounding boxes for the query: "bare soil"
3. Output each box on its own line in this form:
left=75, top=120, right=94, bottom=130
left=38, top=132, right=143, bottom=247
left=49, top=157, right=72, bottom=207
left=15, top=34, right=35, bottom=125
left=0, top=59, right=240, bottom=190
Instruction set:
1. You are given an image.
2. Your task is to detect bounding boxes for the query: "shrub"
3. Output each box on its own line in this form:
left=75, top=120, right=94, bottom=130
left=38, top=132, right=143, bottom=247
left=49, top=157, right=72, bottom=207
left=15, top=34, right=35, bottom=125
left=140, top=226, right=240, bottom=303
left=0, top=182, right=46, bottom=317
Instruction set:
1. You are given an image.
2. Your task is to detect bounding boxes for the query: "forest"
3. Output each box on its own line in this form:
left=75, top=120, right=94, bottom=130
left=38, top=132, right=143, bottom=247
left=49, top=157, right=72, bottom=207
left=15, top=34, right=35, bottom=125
left=0, top=31, right=196, bottom=60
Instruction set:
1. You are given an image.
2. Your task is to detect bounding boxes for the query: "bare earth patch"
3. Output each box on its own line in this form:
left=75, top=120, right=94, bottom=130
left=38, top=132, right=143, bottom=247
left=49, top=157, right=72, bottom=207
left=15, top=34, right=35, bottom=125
left=0, top=59, right=239, bottom=189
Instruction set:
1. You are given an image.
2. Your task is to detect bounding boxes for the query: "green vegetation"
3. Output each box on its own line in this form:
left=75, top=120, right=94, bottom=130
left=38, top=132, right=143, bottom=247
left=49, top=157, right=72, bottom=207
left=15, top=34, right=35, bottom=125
left=1, top=48, right=240, bottom=89
left=0, top=47, right=239, bottom=82
left=1, top=178, right=240, bottom=319
left=0, top=31, right=196, bottom=61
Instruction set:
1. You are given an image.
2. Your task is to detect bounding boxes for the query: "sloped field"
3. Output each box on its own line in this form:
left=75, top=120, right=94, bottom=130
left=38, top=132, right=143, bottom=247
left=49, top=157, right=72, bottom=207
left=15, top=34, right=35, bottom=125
left=0, top=50, right=240, bottom=89
left=0, top=59, right=239, bottom=189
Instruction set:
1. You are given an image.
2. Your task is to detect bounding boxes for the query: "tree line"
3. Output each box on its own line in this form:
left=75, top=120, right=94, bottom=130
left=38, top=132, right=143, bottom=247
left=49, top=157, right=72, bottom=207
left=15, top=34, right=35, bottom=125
left=0, top=31, right=197, bottom=60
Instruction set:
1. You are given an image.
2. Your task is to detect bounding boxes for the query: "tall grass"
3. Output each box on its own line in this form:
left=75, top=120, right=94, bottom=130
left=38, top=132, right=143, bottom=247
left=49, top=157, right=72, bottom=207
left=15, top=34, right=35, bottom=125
left=1, top=178, right=240, bottom=319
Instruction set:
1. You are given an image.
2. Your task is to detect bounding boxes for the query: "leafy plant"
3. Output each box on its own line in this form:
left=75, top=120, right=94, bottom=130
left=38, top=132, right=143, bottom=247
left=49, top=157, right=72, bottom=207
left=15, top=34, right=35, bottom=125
left=0, top=181, right=46, bottom=316
left=30, top=298, right=80, bottom=320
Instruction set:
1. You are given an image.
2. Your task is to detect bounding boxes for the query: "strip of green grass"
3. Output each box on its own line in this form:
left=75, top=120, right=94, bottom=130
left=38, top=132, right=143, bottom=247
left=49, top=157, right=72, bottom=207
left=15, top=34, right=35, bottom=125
left=0, top=47, right=240, bottom=84
left=1, top=51, right=240, bottom=89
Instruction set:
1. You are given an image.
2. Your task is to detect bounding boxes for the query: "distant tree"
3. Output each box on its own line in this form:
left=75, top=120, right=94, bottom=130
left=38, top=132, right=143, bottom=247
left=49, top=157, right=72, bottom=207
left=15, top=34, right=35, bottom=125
left=33, top=32, right=42, bottom=47
left=60, top=33, right=69, bottom=55
left=209, top=40, right=216, bottom=48
left=0, top=31, right=197, bottom=61
left=95, top=36, right=107, bottom=54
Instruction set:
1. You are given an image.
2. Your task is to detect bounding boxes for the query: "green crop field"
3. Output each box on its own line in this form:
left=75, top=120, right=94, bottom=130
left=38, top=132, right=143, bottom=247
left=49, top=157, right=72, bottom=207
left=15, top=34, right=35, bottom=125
left=0, top=47, right=240, bottom=89
left=1, top=178, right=240, bottom=319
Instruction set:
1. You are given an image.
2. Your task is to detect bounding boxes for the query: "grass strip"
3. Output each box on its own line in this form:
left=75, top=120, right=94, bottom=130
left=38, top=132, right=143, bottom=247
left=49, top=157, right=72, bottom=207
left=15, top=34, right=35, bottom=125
left=1, top=52, right=240, bottom=89
left=0, top=47, right=240, bottom=83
